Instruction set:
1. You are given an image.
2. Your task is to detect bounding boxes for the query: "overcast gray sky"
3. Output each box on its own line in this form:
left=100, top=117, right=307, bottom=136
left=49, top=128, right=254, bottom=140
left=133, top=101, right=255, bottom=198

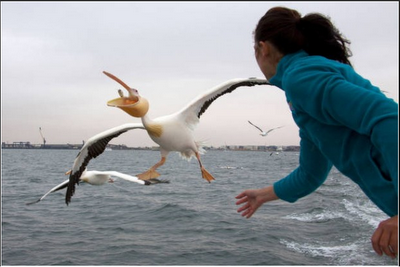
left=1, top=1, right=398, bottom=148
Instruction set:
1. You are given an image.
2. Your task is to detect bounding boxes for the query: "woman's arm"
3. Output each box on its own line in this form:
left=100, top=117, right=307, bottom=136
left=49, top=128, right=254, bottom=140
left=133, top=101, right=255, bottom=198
left=273, top=133, right=332, bottom=203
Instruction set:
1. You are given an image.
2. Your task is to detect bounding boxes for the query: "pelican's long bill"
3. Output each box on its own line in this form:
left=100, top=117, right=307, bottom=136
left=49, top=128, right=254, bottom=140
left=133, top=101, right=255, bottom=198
left=104, top=71, right=149, bottom=117
left=103, top=71, right=132, bottom=91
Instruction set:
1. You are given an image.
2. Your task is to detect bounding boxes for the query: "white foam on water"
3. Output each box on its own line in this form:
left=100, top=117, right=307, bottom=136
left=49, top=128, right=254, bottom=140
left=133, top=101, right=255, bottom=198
left=283, top=198, right=387, bottom=227
left=283, top=210, right=351, bottom=223
left=218, top=165, right=243, bottom=169
left=342, top=199, right=387, bottom=227
left=281, top=239, right=357, bottom=257
left=280, top=239, right=367, bottom=265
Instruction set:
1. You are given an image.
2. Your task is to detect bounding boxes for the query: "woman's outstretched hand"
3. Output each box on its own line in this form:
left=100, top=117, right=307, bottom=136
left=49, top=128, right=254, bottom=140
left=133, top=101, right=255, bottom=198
left=235, top=186, right=279, bottom=218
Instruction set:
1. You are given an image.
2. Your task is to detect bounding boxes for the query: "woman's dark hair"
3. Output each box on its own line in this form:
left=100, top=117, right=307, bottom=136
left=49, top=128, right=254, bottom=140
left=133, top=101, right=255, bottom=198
left=254, top=7, right=352, bottom=66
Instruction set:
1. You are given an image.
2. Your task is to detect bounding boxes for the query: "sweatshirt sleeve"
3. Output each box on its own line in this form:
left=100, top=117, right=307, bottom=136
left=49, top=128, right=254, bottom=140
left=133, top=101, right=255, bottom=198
left=273, top=132, right=332, bottom=203
left=284, top=64, right=398, bottom=184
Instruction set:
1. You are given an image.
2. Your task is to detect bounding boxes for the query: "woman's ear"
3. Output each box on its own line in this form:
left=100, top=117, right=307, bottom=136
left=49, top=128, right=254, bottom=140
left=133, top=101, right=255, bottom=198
left=258, top=41, right=270, bottom=57
left=261, top=41, right=284, bottom=62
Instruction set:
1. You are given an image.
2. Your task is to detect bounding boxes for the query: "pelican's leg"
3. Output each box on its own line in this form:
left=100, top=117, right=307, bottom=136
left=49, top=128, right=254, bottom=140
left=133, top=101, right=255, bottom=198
left=137, top=157, right=166, bottom=181
left=195, top=152, right=215, bottom=183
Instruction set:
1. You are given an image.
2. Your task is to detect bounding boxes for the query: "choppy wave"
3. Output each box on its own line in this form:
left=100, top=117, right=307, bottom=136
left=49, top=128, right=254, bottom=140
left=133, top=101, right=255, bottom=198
left=2, top=150, right=397, bottom=266
left=342, top=198, right=387, bottom=227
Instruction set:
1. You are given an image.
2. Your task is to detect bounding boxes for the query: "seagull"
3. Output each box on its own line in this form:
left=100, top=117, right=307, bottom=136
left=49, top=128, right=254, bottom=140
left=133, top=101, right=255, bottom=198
left=65, top=72, right=271, bottom=205
left=248, top=121, right=284, bottom=136
left=27, top=169, right=161, bottom=205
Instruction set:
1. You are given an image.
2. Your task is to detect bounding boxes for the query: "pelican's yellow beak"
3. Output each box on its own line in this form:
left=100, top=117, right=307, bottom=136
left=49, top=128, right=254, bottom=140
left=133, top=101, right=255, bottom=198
left=103, top=71, right=149, bottom=118
left=107, top=96, right=149, bottom=118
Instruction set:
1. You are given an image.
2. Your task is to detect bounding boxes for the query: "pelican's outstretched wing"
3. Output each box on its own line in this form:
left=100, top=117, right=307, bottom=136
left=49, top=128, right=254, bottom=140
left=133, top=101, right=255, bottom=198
left=248, top=120, right=264, bottom=133
left=26, top=179, right=69, bottom=205
left=175, top=78, right=271, bottom=130
left=27, top=170, right=156, bottom=205
left=100, top=171, right=169, bottom=184
left=96, top=171, right=148, bottom=184
left=66, top=123, right=145, bottom=205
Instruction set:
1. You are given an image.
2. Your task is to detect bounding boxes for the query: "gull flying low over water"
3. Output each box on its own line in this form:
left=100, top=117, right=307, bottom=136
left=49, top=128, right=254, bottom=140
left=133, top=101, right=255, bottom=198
left=27, top=169, right=158, bottom=205
left=248, top=120, right=284, bottom=136
left=65, top=72, right=271, bottom=205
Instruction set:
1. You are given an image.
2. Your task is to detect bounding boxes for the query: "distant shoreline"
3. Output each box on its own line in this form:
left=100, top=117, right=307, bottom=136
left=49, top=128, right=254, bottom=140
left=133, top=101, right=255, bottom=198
left=2, top=142, right=300, bottom=152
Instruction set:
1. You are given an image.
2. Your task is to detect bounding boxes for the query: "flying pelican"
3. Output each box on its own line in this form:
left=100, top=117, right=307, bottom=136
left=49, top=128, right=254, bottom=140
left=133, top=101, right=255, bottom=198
left=27, top=169, right=163, bottom=205
left=248, top=120, right=284, bottom=136
left=65, top=72, right=271, bottom=205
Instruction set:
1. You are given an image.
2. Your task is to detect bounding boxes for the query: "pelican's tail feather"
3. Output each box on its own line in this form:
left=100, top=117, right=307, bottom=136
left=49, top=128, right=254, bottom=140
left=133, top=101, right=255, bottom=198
left=178, top=140, right=207, bottom=161
left=178, top=151, right=194, bottom=161
left=196, top=140, right=207, bottom=155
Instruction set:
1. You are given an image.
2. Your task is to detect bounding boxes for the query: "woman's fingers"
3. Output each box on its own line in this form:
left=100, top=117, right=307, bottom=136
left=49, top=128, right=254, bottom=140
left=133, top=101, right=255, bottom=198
left=235, top=196, right=248, bottom=205
left=235, top=192, right=246, bottom=199
left=371, top=227, right=383, bottom=256
left=237, top=203, right=250, bottom=213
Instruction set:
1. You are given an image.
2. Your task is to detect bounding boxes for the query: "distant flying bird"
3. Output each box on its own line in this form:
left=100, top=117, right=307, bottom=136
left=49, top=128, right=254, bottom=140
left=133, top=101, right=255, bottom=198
left=65, top=71, right=271, bottom=205
left=248, top=121, right=284, bottom=136
left=26, top=169, right=164, bottom=205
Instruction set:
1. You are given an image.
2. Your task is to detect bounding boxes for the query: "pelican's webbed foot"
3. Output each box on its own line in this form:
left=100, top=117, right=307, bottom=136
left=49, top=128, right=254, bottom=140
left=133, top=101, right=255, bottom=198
left=137, top=169, right=161, bottom=181
left=201, top=167, right=215, bottom=183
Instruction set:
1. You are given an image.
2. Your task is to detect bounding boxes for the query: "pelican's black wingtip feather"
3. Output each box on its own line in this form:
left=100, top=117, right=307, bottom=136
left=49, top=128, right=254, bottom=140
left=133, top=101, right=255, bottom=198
left=198, top=79, right=271, bottom=118
left=26, top=199, right=41, bottom=205
left=65, top=128, right=131, bottom=205
left=147, top=178, right=171, bottom=184
left=66, top=171, right=83, bottom=205
left=65, top=180, right=75, bottom=206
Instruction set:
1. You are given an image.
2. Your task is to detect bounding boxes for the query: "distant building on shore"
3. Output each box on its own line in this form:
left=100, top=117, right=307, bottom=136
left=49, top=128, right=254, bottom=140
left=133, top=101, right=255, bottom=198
left=1, top=142, right=83, bottom=150
left=2, top=141, right=299, bottom=152
left=205, top=145, right=299, bottom=152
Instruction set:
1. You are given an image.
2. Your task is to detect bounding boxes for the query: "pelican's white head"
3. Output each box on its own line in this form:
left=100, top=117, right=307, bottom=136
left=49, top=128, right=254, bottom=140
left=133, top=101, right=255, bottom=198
left=103, top=71, right=149, bottom=118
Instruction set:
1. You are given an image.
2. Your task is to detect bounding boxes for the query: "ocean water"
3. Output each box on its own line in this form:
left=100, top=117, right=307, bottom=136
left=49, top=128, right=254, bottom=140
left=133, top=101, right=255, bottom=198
left=1, top=149, right=397, bottom=266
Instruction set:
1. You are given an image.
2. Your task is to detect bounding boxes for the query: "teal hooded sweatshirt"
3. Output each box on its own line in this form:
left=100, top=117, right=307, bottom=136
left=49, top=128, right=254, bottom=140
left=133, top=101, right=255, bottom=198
left=269, top=50, right=398, bottom=217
